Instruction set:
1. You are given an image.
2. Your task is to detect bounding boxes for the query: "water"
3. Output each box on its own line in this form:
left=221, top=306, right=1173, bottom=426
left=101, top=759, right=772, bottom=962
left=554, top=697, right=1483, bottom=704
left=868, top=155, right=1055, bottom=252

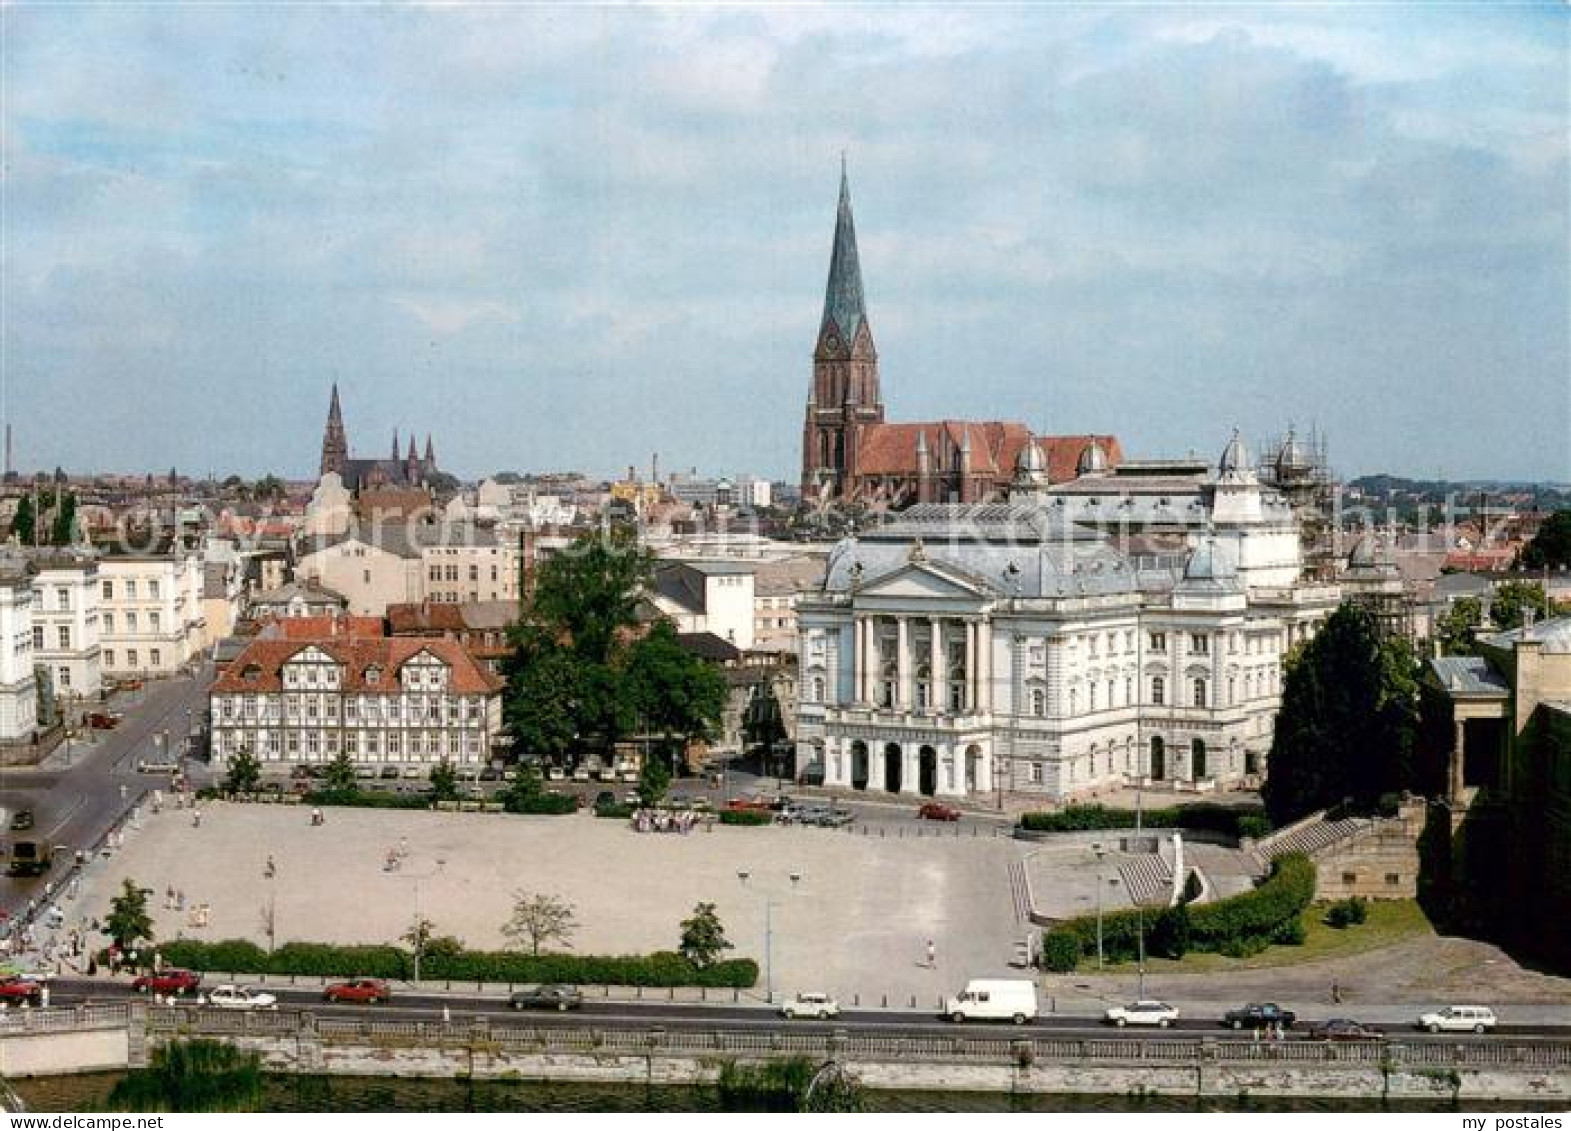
left=12, top=1074, right=1566, bottom=1113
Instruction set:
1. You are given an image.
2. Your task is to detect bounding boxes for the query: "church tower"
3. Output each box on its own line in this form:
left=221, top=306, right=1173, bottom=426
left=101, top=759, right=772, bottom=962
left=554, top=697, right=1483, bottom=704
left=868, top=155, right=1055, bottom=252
left=802, top=161, right=883, bottom=502
left=320, top=383, right=349, bottom=476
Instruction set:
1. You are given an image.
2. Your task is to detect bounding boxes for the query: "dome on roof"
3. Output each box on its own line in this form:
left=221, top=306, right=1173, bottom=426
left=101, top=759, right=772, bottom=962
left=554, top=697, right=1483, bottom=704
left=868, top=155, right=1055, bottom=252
left=1348, top=533, right=1380, bottom=568
left=1077, top=439, right=1109, bottom=476
left=1276, top=429, right=1311, bottom=473
left=1218, top=429, right=1251, bottom=475
left=1017, top=440, right=1047, bottom=474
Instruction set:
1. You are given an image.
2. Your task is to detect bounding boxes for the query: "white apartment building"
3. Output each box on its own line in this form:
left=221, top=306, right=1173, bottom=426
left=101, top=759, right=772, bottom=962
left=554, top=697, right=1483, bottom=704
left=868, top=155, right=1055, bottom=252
left=420, top=528, right=519, bottom=605
left=29, top=553, right=101, bottom=702
left=98, top=551, right=206, bottom=678
left=648, top=560, right=756, bottom=649
left=0, top=566, right=38, bottom=742
left=209, top=634, right=503, bottom=770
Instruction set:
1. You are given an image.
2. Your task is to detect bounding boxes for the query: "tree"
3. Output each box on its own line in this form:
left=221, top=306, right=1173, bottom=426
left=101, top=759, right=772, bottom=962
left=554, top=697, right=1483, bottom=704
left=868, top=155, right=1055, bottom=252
left=1521, top=510, right=1571, bottom=570
left=500, top=760, right=544, bottom=808
left=223, top=745, right=261, bottom=795
left=323, top=749, right=358, bottom=794
left=428, top=757, right=459, bottom=803
left=105, top=878, right=155, bottom=952
left=49, top=491, right=77, bottom=545
left=401, top=916, right=436, bottom=954
left=107, top=1039, right=264, bottom=1113
left=1437, top=597, right=1482, bottom=655
left=1149, top=903, right=1192, bottom=960
left=679, top=902, right=733, bottom=968
left=503, top=641, right=593, bottom=764
left=638, top=750, right=671, bottom=807
left=10, top=492, right=34, bottom=544
left=621, top=620, right=728, bottom=748
left=528, top=527, right=651, bottom=667
left=501, top=892, right=578, bottom=956
left=1490, top=580, right=1551, bottom=631
left=1263, top=602, right=1420, bottom=826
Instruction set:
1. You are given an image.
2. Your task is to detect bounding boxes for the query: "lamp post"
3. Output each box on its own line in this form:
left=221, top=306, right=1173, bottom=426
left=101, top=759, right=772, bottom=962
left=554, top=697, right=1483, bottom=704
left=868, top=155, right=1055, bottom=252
left=1093, top=843, right=1107, bottom=968
left=737, top=869, right=801, bottom=1005
left=399, top=857, right=446, bottom=984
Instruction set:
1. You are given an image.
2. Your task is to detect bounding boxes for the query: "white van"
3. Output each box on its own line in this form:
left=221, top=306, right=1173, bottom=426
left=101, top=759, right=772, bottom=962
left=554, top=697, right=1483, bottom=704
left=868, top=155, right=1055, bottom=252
left=945, top=979, right=1039, bottom=1025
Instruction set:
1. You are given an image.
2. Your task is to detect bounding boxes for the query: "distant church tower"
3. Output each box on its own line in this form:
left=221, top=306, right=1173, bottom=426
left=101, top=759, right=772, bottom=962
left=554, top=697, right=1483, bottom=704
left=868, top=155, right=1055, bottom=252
left=801, top=161, right=883, bottom=502
left=320, top=383, right=349, bottom=476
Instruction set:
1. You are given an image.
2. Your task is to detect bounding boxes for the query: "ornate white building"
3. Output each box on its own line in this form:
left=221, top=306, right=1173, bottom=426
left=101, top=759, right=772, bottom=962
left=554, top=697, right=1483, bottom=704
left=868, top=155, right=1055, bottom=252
left=0, top=563, right=37, bottom=743
left=794, top=433, right=1341, bottom=801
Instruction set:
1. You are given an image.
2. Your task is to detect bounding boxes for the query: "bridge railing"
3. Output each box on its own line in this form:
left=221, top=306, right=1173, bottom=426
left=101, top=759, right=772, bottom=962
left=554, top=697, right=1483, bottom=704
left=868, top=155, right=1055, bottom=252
left=18, top=1006, right=1570, bottom=1070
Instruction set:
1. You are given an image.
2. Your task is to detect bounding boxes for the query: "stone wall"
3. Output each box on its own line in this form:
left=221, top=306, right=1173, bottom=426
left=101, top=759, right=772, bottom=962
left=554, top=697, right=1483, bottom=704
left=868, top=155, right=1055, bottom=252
left=1312, top=802, right=1425, bottom=901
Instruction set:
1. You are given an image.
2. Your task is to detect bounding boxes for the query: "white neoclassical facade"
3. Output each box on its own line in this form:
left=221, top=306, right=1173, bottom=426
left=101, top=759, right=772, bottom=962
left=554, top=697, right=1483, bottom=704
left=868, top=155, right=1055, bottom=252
left=793, top=434, right=1341, bottom=802
left=0, top=564, right=38, bottom=743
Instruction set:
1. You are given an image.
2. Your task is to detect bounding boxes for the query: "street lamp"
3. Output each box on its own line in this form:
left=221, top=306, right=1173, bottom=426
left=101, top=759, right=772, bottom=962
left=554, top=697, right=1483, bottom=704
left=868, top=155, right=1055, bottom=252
left=737, top=869, right=802, bottom=1005
left=1093, top=843, right=1107, bottom=968
left=397, top=857, right=446, bottom=984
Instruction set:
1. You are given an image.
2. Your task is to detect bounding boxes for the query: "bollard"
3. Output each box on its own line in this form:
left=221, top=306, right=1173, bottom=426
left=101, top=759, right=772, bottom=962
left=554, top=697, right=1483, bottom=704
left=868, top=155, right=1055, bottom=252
left=854, top=993, right=860, bottom=1007
left=881, top=994, right=887, bottom=1008
left=910, top=995, right=916, bottom=1009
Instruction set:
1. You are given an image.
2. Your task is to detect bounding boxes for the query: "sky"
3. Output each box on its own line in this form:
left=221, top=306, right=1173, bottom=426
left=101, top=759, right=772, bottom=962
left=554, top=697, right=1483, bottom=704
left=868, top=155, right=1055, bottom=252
left=2, top=3, right=1567, bottom=483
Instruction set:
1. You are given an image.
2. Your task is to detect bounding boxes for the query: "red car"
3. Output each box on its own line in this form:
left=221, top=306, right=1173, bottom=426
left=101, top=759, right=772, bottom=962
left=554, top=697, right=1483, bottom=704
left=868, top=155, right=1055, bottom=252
left=0, top=976, right=44, bottom=1004
left=917, top=802, right=961, bottom=822
left=725, top=797, right=774, bottom=814
left=324, top=978, right=391, bottom=1005
left=131, top=969, right=202, bottom=996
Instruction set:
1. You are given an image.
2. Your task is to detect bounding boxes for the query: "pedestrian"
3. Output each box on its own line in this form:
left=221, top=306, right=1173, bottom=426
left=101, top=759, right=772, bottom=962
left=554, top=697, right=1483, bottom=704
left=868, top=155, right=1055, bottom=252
left=264, top=856, right=276, bottom=879
left=1331, top=981, right=1342, bottom=1005
left=192, top=809, right=202, bottom=828
left=119, top=784, right=128, bottom=801
left=926, top=938, right=936, bottom=968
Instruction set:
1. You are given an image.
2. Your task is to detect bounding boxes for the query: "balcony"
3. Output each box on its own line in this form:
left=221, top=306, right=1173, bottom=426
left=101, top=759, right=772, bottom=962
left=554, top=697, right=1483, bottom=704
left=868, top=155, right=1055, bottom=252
left=821, top=704, right=990, bottom=732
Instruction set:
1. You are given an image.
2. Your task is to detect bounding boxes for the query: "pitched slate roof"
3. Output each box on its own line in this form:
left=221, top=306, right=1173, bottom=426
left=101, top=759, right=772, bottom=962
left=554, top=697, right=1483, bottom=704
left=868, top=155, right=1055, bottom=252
left=1429, top=655, right=1510, bottom=696
left=213, top=634, right=502, bottom=695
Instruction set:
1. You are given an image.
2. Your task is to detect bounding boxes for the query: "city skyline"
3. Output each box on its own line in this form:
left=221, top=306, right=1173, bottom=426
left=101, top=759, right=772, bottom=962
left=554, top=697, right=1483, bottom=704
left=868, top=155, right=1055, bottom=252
left=3, top=5, right=1566, bottom=482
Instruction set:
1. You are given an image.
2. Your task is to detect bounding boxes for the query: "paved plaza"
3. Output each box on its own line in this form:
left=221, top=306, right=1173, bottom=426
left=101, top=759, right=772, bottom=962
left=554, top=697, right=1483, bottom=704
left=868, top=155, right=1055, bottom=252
left=74, top=802, right=1036, bottom=1004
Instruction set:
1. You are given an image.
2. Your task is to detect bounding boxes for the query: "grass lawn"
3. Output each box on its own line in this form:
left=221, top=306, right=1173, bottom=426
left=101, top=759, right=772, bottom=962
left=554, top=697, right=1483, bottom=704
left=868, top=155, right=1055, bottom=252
left=1081, top=900, right=1435, bottom=975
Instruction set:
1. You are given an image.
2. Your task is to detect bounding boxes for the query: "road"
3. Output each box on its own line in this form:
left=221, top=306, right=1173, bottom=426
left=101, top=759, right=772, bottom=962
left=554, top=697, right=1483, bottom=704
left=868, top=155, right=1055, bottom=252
left=31, top=977, right=1571, bottom=1043
left=0, top=666, right=212, bottom=925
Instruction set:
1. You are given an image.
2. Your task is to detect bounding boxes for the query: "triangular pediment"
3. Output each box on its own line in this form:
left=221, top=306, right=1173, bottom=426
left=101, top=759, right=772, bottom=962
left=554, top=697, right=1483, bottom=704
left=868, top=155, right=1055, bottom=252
left=860, top=561, right=986, bottom=601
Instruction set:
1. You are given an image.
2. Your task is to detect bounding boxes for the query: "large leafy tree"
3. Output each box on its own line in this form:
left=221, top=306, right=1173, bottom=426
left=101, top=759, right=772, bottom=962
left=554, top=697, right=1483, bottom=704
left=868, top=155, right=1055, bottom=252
left=1490, top=580, right=1551, bottom=631
left=678, top=902, right=733, bottom=968
left=105, top=878, right=155, bottom=952
left=1521, top=510, right=1571, bottom=570
left=223, top=745, right=262, bottom=794
left=1263, top=602, right=1421, bottom=825
left=1436, top=597, right=1482, bottom=656
left=501, top=891, right=579, bottom=956
left=621, top=621, right=727, bottom=748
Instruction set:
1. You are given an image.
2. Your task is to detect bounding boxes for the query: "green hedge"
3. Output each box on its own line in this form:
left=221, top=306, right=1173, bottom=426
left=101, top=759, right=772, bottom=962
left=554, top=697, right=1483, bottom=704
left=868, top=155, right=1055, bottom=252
left=1040, top=931, right=1080, bottom=973
left=594, top=804, right=635, bottom=820
left=718, top=810, right=773, bottom=826
left=505, top=793, right=578, bottom=815
left=1045, top=853, right=1316, bottom=969
left=305, top=790, right=432, bottom=810
left=1018, top=803, right=1271, bottom=839
left=154, top=938, right=758, bottom=988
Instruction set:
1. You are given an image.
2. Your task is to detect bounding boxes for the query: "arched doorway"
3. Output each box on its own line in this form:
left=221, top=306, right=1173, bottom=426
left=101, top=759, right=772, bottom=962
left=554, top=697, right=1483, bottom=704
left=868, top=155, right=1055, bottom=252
left=1191, top=738, right=1207, bottom=780
left=884, top=742, right=903, bottom=793
left=965, top=744, right=982, bottom=792
left=1149, top=736, right=1166, bottom=781
left=918, top=745, right=938, bottom=796
left=851, top=741, right=869, bottom=791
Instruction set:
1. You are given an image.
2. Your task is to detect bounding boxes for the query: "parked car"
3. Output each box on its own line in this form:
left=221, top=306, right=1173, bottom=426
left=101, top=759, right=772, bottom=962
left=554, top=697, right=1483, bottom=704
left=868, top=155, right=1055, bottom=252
left=917, top=802, right=961, bottom=822
left=814, top=807, right=854, bottom=828
left=545, top=767, right=566, bottom=782
left=324, top=978, right=391, bottom=1005
left=0, top=977, right=44, bottom=1004
left=1222, top=1003, right=1296, bottom=1030
left=205, top=984, right=278, bottom=1011
left=1105, top=1000, right=1180, bottom=1028
left=571, top=766, right=590, bottom=782
left=622, top=791, right=640, bottom=806
left=401, top=766, right=425, bottom=780
left=780, top=991, right=840, bottom=1020
left=136, top=760, right=180, bottom=774
left=8, top=810, right=34, bottom=832
left=1416, top=1005, right=1496, bottom=1034
left=509, top=984, right=583, bottom=1012
left=1307, top=1018, right=1386, bottom=1042
left=354, top=767, right=378, bottom=780
left=131, top=969, right=201, bottom=996
left=479, top=767, right=502, bottom=782
left=725, top=797, right=774, bottom=814
left=85, top=712, right=123, bottom=730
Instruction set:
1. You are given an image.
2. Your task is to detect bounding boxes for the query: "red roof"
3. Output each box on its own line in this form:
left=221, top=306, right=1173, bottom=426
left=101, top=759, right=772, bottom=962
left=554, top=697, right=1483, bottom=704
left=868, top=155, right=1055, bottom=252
left=386, top=603, right=467, bottom=634
left=264, top=614, right=387, bottom=640
left=855, top=422, right=1121, bottom=483
left=214, top=635, right=502, bottom=695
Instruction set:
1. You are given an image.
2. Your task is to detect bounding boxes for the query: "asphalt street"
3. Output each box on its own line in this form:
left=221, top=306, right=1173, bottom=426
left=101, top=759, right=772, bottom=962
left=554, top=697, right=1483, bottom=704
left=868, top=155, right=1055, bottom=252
left=0, top=666, right=212, bottom=923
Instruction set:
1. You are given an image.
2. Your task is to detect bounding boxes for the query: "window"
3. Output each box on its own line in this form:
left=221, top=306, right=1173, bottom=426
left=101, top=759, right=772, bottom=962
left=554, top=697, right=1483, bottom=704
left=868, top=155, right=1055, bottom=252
left=1029, top=763, right=1042, bottom=784
left=810, top=676, right=825, bottom=703
left=1192, top=679, right=1208, bottom=708
left=150, top=612, right=160, bottom=633
left=1089, top=683, right=1098, bottom=711
left=102, top=580, right=113, bottom=600
left=150, top=649, right=161, bottom=667
left=1151, top=676, right=1165, bottom=706
left=127, top=649, right=139, bottom=669
left=148, top=581, right=160, bottom=600
left=363, top=570, right=371, bottom=585
left=58, top=666, right=71, bottom=689
left=1385, top=873, right=1401, bottom=886
left=103, top=613, right=114, bottom=633
left=56, top=587, right=70, bottom=611
left=1341, top=872, right=1358, bottom=886
left=1031, top=687, right=1045, bottom=716
left=32, top=626, right=43, bottom=650
left=1191, top=633, right=1209, bottom=655
left=104, top=650, right=115, bottom=668
left=58, top=626, right=70, bottom=650
left=126, top=612, right=138, bottom=632
left=1149, top=632, right=1166, bottom=652
left=125, top=580, right=137, bottom=599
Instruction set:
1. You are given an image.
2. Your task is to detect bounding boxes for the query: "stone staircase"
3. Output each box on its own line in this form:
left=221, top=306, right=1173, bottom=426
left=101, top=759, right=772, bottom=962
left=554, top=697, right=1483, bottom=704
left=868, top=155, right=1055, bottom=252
left=1118, top=853, right=1174, bottom=907
left=1251, top=812, right=1372, bottom=869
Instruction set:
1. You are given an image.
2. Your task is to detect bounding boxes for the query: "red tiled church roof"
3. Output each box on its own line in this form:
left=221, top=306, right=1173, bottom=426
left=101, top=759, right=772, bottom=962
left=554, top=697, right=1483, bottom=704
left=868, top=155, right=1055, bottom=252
left=214, top=635, right=502, bottom=695
left=854, top=422, right=1120, bottom=483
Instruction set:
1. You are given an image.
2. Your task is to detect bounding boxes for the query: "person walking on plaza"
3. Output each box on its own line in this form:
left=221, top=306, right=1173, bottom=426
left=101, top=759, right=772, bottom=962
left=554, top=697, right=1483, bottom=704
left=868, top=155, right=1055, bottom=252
left=925, top=938, right=936, bottom=968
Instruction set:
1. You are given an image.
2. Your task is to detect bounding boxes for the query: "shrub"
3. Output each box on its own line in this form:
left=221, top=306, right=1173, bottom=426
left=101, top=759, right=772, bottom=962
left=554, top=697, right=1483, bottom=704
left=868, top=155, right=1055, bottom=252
left=305, top=790, right=431, bottom=811
left=1270, top=918, right=1306, bottom=946
left=505, top=792, right=577, bottom=815
left=718, top=809, right=773, bottom=827
left=1018, top=803, right=1271, bottom=839
left=1149, top=904, right=1191, bottom=959
left=1348, top=896, right=1368, bottom=925
left=1324, top=896, right=1368, bottom=929
left=594, top=804, right=635, bottom=820
left=1040, top=931, right=1080, bottom=973
left=151, top=937, right=758, bottom=988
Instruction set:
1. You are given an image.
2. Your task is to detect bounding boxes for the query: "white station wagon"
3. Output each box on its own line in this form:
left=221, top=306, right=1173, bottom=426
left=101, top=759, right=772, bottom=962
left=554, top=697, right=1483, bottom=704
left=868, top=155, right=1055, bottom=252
left=205, top=984, right=279, bottom=1011
left=1104, top=1000, right=1180, bottom=1028
left=780, top=992, right=840, bottom=1020
left=1417, top=1005, right=1496, bottom=1034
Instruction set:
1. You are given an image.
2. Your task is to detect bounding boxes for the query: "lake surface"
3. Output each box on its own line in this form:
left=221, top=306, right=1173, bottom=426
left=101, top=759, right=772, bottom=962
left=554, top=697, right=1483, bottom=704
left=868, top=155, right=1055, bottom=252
left=12, top=1074, right=1565, bottom=1113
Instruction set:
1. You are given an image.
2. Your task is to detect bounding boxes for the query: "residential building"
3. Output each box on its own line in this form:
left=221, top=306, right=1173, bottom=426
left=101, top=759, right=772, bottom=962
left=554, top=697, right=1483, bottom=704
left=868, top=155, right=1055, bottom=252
left=647, top=560, right=756, bottom=649
left=208, top=632, right=503, bottom=771
left=0, top=563, right=37, bottom=743
left=28, top=552, right=101, bottom=703
left=296, top=528, right=422, bottom=616
left=419, top=527, right=520, bottom=605
left=752, top=554, right=827, bottom=654
left=387, top=600, right=518, bottom=675
left=98, top=551, right=206, bottom=678
left=249, top=579, right=349, bottom=622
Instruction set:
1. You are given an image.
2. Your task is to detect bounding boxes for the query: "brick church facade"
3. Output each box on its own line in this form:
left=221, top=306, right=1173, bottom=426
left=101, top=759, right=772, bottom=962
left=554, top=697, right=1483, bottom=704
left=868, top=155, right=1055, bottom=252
left=319, top=383, right=442, bottom=492
left=801, top=168, right=1120, bottom=507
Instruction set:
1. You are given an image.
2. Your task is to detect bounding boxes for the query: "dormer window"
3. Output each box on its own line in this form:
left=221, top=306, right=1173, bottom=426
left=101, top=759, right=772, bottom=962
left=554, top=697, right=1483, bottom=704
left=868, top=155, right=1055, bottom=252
left=242, top=664, right=262, bottom=682
left=366, top=665, right=383, bottom=686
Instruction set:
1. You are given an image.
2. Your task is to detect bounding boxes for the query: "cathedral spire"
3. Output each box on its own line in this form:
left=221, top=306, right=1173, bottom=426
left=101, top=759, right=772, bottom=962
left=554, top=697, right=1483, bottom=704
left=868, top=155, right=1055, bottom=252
left=818, top=159, right=871, bottom=354
left=391, top=428, right=401, bottom=462
left=423, top=434, right=435, bottom=468
left=319, top=383, right=348, bottom=476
